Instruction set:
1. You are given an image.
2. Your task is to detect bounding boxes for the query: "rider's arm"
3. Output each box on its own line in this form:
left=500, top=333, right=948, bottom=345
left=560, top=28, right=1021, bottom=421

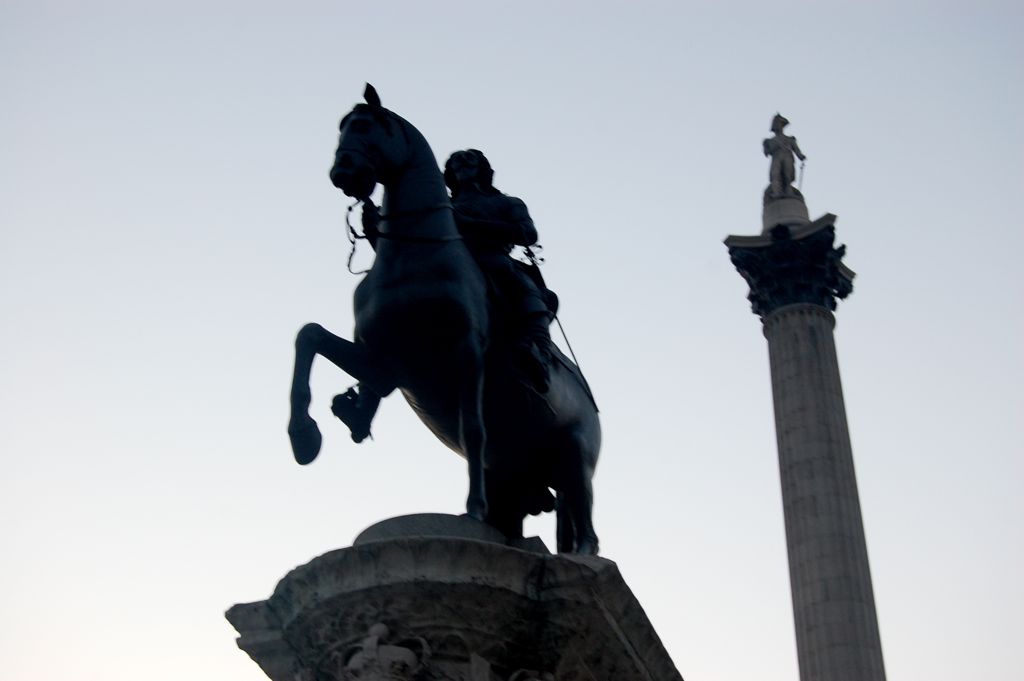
left=791, top=137, right=807, bottom=161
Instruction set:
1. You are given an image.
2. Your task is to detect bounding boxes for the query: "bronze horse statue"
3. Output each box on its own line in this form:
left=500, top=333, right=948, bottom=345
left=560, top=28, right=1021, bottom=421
left=288, top=85, right=600, bottom=553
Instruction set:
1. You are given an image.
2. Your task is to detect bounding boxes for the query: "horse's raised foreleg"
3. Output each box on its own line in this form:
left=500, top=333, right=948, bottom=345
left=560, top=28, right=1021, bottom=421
left=289, top=322, right=387, bottom=465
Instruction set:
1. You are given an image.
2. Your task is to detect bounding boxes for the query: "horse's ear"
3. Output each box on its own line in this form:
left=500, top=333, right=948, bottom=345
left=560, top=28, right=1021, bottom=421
left=364, top=83, right=381, bottom=109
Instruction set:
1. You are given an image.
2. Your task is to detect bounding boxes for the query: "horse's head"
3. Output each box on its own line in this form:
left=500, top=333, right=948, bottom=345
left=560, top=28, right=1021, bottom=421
left=330, top=84, right=407, bottom=200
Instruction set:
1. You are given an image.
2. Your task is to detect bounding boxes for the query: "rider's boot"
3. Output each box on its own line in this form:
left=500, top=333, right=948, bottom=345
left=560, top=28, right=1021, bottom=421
left=331, top=385, right=381, bottom=443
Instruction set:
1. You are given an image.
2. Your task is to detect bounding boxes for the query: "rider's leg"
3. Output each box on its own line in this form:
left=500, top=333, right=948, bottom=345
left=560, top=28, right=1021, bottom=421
left=480, top=258, right=553, bottom=392
left=516, top=310, right=553, bottom=393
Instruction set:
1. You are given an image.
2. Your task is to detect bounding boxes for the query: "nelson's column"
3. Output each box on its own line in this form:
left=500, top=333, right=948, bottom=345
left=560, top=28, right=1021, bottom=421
left=725, top=114, right=886, bottom=681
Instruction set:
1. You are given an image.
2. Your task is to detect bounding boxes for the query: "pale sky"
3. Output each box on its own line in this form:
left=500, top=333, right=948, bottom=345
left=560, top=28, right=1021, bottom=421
left=2, top=2, right=1022, bottom=680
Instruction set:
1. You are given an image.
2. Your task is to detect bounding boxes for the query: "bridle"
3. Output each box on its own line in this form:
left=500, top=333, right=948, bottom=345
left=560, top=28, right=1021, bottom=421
left=345, top=200, right=462, bottom=275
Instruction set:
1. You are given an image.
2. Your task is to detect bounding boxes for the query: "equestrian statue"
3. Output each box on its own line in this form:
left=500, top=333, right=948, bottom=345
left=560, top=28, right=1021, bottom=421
left=287, top=85, right=600, bottom=554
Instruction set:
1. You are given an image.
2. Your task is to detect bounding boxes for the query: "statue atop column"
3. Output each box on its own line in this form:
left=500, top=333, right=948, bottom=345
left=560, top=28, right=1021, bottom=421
left=763, top=113, right=806, bottom=199
left=727, top=112, right=853, bottom=315
left=761, top=113, right=810, bottom=232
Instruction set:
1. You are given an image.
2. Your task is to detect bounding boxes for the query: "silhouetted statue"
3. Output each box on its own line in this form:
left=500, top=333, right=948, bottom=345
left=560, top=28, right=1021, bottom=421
left=288, top=84, right=600, bottom=553
left=763, top=113, right=806, bottom=198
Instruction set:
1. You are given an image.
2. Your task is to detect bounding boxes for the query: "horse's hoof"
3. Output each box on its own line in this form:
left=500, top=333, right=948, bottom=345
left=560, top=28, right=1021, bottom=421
left=464, top=502, right=488, bottom=523
left=331, top=390, right=372, bottom=443
left=526, top=489, right=556, bottom=515
left=288, top=417, right=322, bottom=465
left=575, top=538, right=600, bottom=556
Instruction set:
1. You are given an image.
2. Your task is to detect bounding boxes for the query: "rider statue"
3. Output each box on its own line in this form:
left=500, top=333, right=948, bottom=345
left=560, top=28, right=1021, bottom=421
left=333, top=149, right=555, bottom=443
left=763, top=113, right=806, bottom=199
left=445, top=149, right=555, bottom=390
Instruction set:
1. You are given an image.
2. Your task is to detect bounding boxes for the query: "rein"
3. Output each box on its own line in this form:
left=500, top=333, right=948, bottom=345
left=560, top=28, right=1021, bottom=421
left=523, top=246, right=598, bottom=411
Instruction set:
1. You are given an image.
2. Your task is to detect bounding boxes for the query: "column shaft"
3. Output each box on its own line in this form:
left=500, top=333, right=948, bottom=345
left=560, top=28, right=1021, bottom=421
left=763, top=304, right=885, bottom=681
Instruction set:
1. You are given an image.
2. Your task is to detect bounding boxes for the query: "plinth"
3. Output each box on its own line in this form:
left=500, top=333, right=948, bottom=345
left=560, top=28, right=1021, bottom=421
left=726, top=214, right=886, bottom=681
left=226, top=514, right=683, bottom=681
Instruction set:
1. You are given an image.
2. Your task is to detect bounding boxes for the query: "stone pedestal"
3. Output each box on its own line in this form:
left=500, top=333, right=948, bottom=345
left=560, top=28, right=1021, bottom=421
left=762, top=196, right=810, bottom=233
left=726, top=219, right=886, bottom=681
left=226, top=514, right=683, bottom=681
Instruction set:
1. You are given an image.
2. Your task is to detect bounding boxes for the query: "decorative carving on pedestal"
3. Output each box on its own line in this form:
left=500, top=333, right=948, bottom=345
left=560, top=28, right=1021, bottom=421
left=226, top=515, right=683, bottom=681
left=333, top=623, right=429, bottom=681
left=726, top=216, right=855, bottom=319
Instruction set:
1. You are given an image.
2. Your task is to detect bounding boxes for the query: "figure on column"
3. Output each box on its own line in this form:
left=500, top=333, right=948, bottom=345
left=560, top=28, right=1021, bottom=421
left=763, top=113, right=807, bottom=198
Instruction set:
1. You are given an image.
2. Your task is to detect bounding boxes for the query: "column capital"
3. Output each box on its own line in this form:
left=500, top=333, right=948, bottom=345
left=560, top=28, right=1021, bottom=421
left=725, top=215, right=855, bottom=319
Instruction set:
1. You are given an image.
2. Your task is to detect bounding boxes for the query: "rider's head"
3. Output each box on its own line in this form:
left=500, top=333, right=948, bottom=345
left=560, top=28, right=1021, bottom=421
left=444, top=149, right=495, bottom=197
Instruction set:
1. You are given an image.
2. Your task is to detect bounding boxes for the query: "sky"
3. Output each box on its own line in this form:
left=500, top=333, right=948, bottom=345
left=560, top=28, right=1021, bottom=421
left=1, top=1, right=1022, bottom=680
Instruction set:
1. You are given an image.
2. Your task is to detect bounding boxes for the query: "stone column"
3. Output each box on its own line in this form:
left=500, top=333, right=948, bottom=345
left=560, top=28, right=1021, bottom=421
left=726, top=217, right=886, bottom=681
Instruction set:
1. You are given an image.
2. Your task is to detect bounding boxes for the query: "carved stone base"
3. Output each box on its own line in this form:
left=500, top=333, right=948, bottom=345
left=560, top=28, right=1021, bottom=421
left=226, top=514, right=683, bottom=681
